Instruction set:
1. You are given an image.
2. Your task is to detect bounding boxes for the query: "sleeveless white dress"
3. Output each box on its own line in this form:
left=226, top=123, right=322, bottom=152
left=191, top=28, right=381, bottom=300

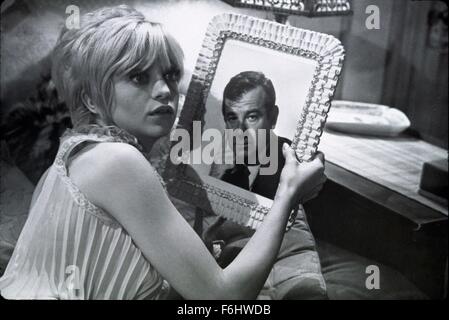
left=0, top=127, right=170, bottom=299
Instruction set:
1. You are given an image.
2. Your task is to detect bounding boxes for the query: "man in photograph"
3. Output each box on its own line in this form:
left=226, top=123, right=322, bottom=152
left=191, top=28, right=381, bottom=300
left=218, top=71, right=291, bottom=198
left=204, top=71, right=327, bottom=299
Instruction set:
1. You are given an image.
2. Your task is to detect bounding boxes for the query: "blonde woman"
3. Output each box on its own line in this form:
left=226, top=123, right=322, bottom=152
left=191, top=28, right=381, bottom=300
left=0, top=5, right=325, bottom=300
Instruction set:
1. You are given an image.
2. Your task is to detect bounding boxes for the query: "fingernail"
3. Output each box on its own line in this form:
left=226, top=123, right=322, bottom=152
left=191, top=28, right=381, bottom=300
left=283, top=143, right=287, bottom=150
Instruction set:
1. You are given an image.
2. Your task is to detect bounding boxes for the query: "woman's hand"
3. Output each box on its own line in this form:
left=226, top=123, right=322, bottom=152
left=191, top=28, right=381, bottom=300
left=277, top=144, right=326, bottom=207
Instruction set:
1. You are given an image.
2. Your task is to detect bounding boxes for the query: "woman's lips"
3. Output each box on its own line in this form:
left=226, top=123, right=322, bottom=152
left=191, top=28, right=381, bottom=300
left=148, top=105, right=174, bottom=116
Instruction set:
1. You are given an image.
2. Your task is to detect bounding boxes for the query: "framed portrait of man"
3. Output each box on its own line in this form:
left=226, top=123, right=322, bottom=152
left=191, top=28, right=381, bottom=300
left=163, top=13, right=345, bottom=229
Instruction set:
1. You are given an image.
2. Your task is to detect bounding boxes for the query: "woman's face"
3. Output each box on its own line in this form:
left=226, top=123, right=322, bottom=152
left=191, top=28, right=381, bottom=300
left=111, top=63, right=180, bottom=147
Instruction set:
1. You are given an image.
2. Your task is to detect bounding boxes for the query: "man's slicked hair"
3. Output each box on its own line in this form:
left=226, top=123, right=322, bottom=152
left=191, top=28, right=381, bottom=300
left=222, top=71, right=276, bottom=114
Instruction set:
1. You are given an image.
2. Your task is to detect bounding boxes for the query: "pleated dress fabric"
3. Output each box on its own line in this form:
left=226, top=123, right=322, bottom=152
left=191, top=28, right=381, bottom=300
left=0, top=129, right=170, bottom=299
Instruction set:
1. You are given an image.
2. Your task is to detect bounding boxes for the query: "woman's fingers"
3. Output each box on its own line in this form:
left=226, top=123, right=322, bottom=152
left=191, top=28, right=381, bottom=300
left=315, top=151, right=325, bottom=164
left=282, top=146, right=325, bottom=167
left=279, top=146, right=326, bottom=205
left=282, top=143, right=298, bottom=164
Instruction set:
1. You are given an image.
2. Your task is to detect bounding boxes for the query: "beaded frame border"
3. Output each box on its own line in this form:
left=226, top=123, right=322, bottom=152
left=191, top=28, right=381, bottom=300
left=163, top=13, right=345, bottom=229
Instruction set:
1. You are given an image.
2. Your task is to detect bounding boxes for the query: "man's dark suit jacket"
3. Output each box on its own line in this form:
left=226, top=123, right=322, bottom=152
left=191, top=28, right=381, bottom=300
left=247, top=135, right=291, bottom=199
left=204, top=136, right=292, bottom=267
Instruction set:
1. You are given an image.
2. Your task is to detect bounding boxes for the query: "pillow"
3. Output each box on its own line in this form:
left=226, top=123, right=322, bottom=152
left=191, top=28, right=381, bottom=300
left=199, top=206, right=328, bottom=300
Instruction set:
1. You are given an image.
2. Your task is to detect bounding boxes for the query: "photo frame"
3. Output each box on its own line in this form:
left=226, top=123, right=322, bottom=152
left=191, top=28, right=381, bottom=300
left=163, top=13, right=345, bottom=229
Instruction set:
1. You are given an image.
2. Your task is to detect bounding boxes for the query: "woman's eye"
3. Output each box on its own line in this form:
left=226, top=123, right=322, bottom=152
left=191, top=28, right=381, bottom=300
left=130, top=72, right=150, bottom=85
left=164, top=70, right=180, bottom=83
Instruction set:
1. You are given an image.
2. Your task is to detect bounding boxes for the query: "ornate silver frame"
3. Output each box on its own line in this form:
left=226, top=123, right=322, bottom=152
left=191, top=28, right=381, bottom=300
left=163, top=13, right=345, bottom=229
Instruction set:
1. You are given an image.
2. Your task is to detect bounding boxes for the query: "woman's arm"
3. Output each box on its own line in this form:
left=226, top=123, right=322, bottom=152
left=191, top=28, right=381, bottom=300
left=69, top=142, right=324, bottom=299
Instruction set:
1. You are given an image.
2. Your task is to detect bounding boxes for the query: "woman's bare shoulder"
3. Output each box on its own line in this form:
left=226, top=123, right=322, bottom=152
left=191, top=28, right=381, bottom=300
left=69, top=142, right=145, bottom=175
left=68, top=142, right=161, bottom=206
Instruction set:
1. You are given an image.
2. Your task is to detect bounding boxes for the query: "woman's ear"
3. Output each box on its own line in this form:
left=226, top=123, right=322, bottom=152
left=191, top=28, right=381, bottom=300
left=81, top=91, right=98, bottom=114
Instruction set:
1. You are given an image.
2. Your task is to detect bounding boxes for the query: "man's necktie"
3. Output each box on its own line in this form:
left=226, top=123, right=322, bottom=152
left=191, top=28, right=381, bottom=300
left=222, top=164, right=250, bottom=190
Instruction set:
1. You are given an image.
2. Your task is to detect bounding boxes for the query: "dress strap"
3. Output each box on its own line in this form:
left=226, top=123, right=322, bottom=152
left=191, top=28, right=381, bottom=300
left=52, top=125, right=167, bottom=227
left=53, top=133, right=122, bottom=228
left=58, top=134, right=111, bottom=165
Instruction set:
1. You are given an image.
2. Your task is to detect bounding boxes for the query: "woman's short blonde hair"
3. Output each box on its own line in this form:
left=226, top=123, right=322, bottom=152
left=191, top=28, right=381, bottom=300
left=52, top=5, right=184, bottom=126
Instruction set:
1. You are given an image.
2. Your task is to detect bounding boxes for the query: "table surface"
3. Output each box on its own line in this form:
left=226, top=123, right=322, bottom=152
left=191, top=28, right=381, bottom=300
left=319, top=130, right=448, bottom=222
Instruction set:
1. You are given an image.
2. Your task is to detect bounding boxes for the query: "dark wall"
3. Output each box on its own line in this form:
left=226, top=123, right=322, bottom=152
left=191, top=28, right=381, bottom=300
left=382, top=0, right=448, bottom=149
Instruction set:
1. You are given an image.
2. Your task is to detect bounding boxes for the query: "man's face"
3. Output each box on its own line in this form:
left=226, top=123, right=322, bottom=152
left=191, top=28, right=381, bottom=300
left=223, top=86, right=277, bottom=162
